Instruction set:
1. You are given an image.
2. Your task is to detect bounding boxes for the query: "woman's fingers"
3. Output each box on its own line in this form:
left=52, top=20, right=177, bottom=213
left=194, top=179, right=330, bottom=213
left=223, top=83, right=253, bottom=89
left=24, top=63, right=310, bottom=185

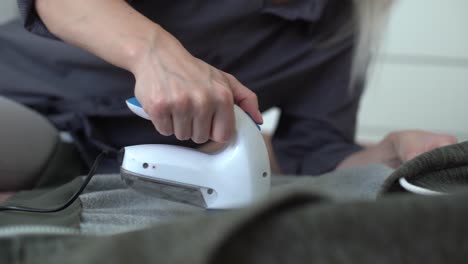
left=134, top=41, right=260, bottom=144
left=173, top=114, right=192, bottom=141
left=146, top=99, right=174, bottom=136
left=226, top=74, right=263, bottom=125
left=209, top=77, right=235, bottom=143
left=171, top=94, right=193, bottom=141
left=192, top=102, right=214, bottom=144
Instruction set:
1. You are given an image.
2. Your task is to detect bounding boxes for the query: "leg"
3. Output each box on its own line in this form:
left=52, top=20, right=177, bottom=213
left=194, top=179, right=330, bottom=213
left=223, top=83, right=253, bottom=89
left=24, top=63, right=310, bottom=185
left=0, top=96, right=58, bottom=191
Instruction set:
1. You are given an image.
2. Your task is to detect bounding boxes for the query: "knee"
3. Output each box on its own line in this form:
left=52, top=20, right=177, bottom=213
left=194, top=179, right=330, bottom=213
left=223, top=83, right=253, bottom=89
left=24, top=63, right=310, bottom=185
left=0, top=96, right=59, bottom=190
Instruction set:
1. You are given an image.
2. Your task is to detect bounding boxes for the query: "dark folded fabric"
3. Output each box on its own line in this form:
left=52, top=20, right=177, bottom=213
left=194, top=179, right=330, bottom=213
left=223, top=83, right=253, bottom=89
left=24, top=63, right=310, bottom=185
left=381, top=141, right=468, bottom=194
left=2, top=186, right=468, bottom=263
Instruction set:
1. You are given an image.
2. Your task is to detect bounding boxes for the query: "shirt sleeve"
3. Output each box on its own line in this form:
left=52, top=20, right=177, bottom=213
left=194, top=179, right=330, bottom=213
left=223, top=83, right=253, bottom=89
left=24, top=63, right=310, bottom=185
left=271, top=42, right=364, bottom=176
left=16, top=0, right=136, bottom=39
left=17, top=0, right=58, bottom=39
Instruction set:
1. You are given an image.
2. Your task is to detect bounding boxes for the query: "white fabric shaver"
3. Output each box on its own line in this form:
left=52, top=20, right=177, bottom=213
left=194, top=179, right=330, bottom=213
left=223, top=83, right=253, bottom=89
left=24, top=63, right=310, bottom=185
left=120, top=98, right=271, bottom=209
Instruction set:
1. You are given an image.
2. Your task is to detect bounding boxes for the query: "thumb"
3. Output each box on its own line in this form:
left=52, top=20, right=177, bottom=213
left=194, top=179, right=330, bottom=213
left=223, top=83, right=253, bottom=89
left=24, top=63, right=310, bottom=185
left=225, top=74, right=263, bottom=124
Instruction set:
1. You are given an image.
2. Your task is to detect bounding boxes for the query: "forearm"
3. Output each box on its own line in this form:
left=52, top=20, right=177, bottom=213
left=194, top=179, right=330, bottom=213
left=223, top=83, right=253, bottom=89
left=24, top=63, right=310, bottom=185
left=35, top=0, right=162, bottom=72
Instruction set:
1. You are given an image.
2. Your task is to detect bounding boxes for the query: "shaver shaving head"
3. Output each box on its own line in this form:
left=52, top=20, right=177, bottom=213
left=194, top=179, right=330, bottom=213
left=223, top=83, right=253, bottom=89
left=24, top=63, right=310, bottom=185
left=121, top=168, right=209, bottom=207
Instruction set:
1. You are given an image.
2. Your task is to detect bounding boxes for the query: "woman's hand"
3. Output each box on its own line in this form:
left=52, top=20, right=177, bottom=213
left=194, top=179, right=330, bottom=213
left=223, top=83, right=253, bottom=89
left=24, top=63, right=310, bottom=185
left=337, top=130, right=458, bottom=169
left=132, top=31, right=262, bottom=143
left=35, top=0, right=262, bottom=144
left=377, top=130, right=458, bottom=167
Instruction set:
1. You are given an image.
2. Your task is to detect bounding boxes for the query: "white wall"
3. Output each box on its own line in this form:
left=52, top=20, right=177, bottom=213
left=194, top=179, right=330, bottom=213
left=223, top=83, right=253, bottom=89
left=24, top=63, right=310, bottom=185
left=262, top=1, right=468, bottom=143
left=0, top=0, right=18, bottom=24
left=357, top=0, right=468, bottom=142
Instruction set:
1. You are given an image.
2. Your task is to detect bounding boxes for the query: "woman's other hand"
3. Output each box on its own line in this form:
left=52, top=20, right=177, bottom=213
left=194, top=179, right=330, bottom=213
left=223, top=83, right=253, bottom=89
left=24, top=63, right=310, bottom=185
left=377, top=130, right=458, bottom=168
left=337, top=130, right=458, bottom=169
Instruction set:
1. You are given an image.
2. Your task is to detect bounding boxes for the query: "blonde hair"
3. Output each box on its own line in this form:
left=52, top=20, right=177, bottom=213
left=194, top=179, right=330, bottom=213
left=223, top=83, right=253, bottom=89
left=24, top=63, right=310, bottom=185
left=351, top=0, right=395, bottom=86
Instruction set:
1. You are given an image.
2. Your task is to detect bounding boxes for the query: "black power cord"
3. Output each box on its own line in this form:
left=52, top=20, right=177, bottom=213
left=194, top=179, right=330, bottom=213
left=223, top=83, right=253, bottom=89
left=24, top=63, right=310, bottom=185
left=0, top=150, right=115, bottom=213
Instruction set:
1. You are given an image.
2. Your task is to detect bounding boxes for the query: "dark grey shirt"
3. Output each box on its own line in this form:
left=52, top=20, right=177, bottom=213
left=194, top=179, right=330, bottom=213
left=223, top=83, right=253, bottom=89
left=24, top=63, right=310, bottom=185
left=9, top=0, right=362, bottom=175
